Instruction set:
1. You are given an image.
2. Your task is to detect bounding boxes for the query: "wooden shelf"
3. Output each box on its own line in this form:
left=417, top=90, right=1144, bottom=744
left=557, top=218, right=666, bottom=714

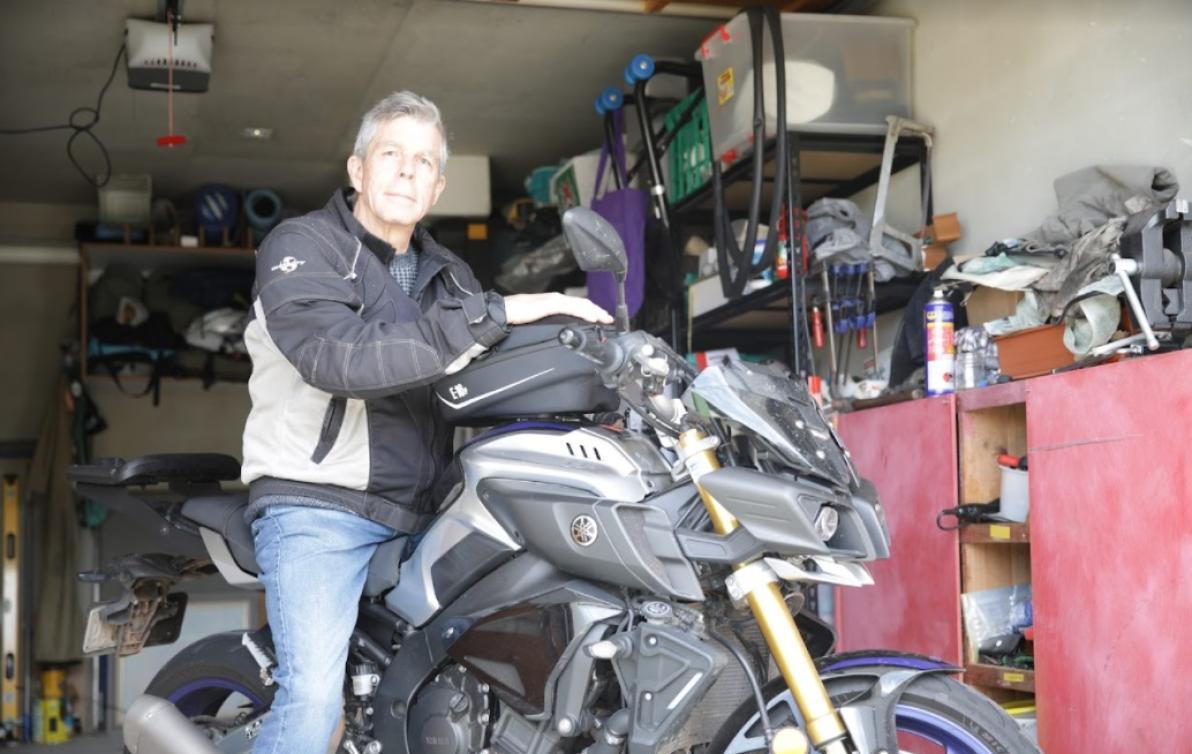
left=78, top=243, right=257, bottom=381
left=964, top=663, right=1035, bottom=693
left=81, top=243, right=256, bottom=270
left=961, top=522, right=1030, bottom=544
left=956, top=380, right=1027, bottom=412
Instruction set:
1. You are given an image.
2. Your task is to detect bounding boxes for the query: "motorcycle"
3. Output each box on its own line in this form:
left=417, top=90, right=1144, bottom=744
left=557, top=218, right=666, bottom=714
left=71, top=208, right=1037, bottom=754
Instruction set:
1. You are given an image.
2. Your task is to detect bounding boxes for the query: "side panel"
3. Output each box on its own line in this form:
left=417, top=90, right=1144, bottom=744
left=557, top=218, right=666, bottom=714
left=1027, top=351, right=1192, bottom=754
left=446, top=603, right=571, bottom=714
left=480, top=479, right=703, bottom=601
left=834, top=395, right=962, bottom=666
left=372, top=554, right=624, bottom=754
left=385, top=484, right=519, bottom=626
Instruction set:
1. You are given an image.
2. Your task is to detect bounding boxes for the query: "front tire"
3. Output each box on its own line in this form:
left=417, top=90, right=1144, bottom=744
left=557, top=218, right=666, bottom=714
left=708, top=671, right=1039, bottom=754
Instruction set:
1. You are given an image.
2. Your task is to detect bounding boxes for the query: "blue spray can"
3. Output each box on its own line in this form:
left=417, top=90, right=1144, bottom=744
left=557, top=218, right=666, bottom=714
left=924, top=288, right=955, bottom=395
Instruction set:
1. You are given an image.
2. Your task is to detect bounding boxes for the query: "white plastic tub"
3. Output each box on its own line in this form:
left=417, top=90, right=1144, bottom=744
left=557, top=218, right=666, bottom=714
left=696, top=12, right=914, bottom=165
left=999, top=467, right=1030, bottom=523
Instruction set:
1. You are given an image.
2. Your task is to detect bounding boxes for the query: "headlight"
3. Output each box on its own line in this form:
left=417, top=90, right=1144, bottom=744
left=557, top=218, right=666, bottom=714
left=813, top=506, right=839, bottom=541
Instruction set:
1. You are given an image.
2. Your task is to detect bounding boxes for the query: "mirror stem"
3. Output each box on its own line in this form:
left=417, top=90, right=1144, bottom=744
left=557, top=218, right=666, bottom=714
left=615, top=273, right=630, bottom=332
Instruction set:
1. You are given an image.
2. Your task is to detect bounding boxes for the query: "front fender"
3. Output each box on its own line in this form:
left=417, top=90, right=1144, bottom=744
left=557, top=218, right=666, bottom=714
left=815, top=651, right=963, bottom=754
left=818, top=649, right=959, bottom=674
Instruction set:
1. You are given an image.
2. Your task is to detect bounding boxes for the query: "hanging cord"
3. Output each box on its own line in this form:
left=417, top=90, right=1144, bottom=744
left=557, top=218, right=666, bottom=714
left=0, top=41, right=127, bottom=188
left=713, top=5, right=788, bottom=299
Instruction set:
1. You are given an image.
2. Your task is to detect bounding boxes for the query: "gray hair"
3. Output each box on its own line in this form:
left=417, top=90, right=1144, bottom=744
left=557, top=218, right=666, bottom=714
left=352, top=90, right=449, bottom=173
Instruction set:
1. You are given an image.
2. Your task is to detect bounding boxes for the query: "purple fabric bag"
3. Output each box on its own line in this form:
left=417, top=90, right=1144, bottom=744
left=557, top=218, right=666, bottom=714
left=588, top=110, right=647, bottom=318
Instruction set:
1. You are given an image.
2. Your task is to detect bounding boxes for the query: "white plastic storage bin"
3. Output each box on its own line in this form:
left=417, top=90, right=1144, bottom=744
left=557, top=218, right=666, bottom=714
left=551, top=150, right=603, bottom=211
left=696, top=13, right=913, bottom=165
left=98, top=173, right=153, bottom=225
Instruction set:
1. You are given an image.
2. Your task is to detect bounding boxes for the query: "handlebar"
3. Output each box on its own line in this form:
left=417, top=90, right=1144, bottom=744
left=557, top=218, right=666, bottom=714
left=558, top=327, right=625, bottom=376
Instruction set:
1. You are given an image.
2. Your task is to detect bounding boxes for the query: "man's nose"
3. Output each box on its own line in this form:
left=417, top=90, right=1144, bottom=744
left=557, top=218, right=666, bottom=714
left=396, top=155, right=417, bottom=178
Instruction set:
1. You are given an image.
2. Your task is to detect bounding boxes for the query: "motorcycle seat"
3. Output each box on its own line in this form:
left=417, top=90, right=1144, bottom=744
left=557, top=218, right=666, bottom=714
left=181, top=492, right=259, bottom=575
left=68, top=453, right=241, bottom=487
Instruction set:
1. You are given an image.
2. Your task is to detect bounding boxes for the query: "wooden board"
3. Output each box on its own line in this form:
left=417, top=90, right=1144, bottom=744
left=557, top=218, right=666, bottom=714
left=964, top=663, right=1035, bottom=693
left=835, top=395, right=963, bottom=666
left=1025, top=350, right=1192, bottom=754
left=643, top=0, right=836, bottom=13
left=960, top=523, right=1030, bottom=544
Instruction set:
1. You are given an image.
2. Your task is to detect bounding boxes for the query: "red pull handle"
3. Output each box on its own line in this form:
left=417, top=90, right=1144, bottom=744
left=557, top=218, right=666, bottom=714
left=856, top=328, right=867, bottom=349
left=811, top=306, right=824, bottom=348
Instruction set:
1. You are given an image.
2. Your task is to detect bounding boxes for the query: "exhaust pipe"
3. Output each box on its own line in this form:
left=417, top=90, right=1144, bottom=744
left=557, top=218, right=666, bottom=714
left=124, top=695, right=221, bottom=754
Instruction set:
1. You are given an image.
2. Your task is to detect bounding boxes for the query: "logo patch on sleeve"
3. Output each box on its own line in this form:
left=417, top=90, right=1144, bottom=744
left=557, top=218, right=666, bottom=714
left=271, top=256, right=306, bottom=274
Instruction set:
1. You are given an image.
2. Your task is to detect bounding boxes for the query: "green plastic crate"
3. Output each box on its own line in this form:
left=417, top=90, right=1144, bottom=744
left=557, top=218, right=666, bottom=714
left=665, top=90, right=712, bottom=205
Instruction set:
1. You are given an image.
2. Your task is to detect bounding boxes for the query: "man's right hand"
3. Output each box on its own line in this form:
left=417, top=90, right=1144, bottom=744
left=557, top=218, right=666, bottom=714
left=503, top=292, right=614, bottom=326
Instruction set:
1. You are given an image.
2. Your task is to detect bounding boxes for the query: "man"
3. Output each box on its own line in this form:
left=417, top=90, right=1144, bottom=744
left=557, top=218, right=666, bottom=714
left=240, top=90, right=611, bottom=754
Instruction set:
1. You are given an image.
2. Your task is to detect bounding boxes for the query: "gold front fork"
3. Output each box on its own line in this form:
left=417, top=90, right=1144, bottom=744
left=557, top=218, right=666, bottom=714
left=678, top=429, right=850, bottom=753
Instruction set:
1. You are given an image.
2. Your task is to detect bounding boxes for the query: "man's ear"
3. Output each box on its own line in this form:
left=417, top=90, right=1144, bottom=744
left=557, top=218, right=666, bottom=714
left=430, top=174, right=447, bottom=207
left=347, top=155, right=364, bottom=192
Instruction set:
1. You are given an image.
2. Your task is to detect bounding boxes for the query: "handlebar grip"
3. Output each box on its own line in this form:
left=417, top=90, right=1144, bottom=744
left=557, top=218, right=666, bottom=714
left=559, top=327, right=622, bottom=373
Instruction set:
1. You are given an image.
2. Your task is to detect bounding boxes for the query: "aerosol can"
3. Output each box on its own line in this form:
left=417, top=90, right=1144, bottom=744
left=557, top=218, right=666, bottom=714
left=924, top=288, right=955, bottom=395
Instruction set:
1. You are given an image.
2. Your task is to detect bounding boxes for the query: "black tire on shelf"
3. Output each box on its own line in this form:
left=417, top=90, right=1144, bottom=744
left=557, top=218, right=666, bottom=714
left=707, top=671, right=1040, bottom=754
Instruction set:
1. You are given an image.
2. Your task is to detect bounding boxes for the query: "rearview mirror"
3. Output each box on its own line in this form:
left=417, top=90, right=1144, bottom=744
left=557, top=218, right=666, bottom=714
left=562, top=208, right=628, bottom=278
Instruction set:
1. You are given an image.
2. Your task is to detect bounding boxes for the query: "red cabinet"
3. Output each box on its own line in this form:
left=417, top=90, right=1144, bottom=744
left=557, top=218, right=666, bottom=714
left=835, top=394, right=963, bottom=666
left=1026, top=350, right=1192, bottom=753
left=835, top=350, right=1192, bottom=752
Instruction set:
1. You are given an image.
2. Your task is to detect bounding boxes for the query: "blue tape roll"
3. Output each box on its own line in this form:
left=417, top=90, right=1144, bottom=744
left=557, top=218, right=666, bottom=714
left=244, top=188, right=283, bottom=236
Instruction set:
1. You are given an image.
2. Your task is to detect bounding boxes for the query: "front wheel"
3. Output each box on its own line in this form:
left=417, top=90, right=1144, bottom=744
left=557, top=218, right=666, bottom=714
left=708, top=671, right=1039, bottom=754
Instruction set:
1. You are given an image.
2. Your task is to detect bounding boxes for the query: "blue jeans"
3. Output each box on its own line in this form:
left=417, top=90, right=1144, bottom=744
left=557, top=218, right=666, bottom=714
left=249, top=502, right=397, bottom=754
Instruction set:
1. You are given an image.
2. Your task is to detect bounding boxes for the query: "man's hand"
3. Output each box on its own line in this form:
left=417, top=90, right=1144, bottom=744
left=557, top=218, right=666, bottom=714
left=504, top=292, right=614, bottom=326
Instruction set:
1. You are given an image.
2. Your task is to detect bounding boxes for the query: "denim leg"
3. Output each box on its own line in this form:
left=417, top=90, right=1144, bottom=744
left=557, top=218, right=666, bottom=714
left=249, top=504, right=396, bottom=754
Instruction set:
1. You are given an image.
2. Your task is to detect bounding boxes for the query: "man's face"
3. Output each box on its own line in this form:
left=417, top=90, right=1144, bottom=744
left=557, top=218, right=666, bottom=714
left=348, top=116, right=447, bottom=232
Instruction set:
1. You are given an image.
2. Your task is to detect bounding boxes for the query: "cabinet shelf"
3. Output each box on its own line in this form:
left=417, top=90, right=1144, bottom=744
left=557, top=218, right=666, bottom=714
left=964, top=663, right=1035, bottom=693
left=961, top=523, right=1030, bottom=544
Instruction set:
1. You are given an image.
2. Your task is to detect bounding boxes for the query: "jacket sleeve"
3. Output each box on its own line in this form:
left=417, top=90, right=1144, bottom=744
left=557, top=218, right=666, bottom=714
left=254, top=227, right=508, bottom=399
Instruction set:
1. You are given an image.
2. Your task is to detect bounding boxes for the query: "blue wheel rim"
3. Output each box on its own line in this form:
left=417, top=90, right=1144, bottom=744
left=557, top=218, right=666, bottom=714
left=722, top=689, right=1002, bottom=754
left=168, top=678, right=264, bottom=717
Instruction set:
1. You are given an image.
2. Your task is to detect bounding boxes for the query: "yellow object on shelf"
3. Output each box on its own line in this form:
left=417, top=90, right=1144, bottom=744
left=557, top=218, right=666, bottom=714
left=39, top=698, right=69, bottom=744
left=40, top=669, right=67, bottom=699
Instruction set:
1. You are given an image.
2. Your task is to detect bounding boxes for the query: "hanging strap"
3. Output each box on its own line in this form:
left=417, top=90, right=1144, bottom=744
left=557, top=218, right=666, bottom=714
left=593, top=109, right=630, bottom=199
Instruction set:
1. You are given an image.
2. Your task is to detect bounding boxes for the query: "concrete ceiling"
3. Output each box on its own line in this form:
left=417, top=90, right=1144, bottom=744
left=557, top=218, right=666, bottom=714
left=0, top=0, right=721, bottom=212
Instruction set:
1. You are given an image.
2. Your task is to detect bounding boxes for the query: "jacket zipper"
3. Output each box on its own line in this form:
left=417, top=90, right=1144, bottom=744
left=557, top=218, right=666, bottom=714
left=311, top=396, right=347, bottom=464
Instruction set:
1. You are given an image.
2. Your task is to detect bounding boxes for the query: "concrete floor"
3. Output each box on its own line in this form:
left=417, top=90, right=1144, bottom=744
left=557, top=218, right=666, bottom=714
left=4, top=729, right=123, bottom=753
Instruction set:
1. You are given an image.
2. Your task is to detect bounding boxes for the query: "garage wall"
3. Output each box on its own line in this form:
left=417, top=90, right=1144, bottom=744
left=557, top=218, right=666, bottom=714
left=872, top=0, right=1192, bottom=254
left=0, top=260, right=78, bottom=442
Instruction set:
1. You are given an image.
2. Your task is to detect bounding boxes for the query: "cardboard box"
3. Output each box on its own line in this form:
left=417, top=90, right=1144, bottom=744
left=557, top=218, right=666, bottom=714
left=967, top=287, right=1023, bottom=327
left=924, top=242, right=950, bottom=271
left=931, top=212, right=962, bottom=243
left=993, top=323, right=1074, bottom=378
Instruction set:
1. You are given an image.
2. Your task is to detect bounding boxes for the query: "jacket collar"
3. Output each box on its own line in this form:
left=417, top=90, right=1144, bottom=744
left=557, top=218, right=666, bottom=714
left=329, top=188, right=453, bottom=268
left=328, top=188, right=455, bottom=297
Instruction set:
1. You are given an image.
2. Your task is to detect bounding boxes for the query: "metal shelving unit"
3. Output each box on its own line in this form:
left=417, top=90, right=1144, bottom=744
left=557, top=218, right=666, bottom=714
left=663, top=129, right=932, bottom=365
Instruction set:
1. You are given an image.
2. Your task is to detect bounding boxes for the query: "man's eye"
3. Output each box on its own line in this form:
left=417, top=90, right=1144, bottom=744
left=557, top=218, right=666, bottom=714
left=419, top=157, right=432, bottom=167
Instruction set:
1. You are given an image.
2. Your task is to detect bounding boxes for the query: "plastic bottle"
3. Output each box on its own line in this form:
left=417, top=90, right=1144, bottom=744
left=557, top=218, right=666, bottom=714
left=924, top=289, right=955, bottom=395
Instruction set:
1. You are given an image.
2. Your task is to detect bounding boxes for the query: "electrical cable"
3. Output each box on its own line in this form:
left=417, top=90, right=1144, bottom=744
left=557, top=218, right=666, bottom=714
left=710, top=630, right=775, bottom=749
left=0, top=41, right=127, bottom=188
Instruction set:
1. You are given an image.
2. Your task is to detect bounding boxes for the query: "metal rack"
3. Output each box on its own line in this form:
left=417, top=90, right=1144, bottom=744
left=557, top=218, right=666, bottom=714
left=664, top=129, right=932, bottom=366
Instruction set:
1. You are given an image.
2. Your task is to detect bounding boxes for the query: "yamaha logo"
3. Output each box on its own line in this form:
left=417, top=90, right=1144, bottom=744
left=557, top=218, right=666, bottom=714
left=570, top=515, right=599, bottom=547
